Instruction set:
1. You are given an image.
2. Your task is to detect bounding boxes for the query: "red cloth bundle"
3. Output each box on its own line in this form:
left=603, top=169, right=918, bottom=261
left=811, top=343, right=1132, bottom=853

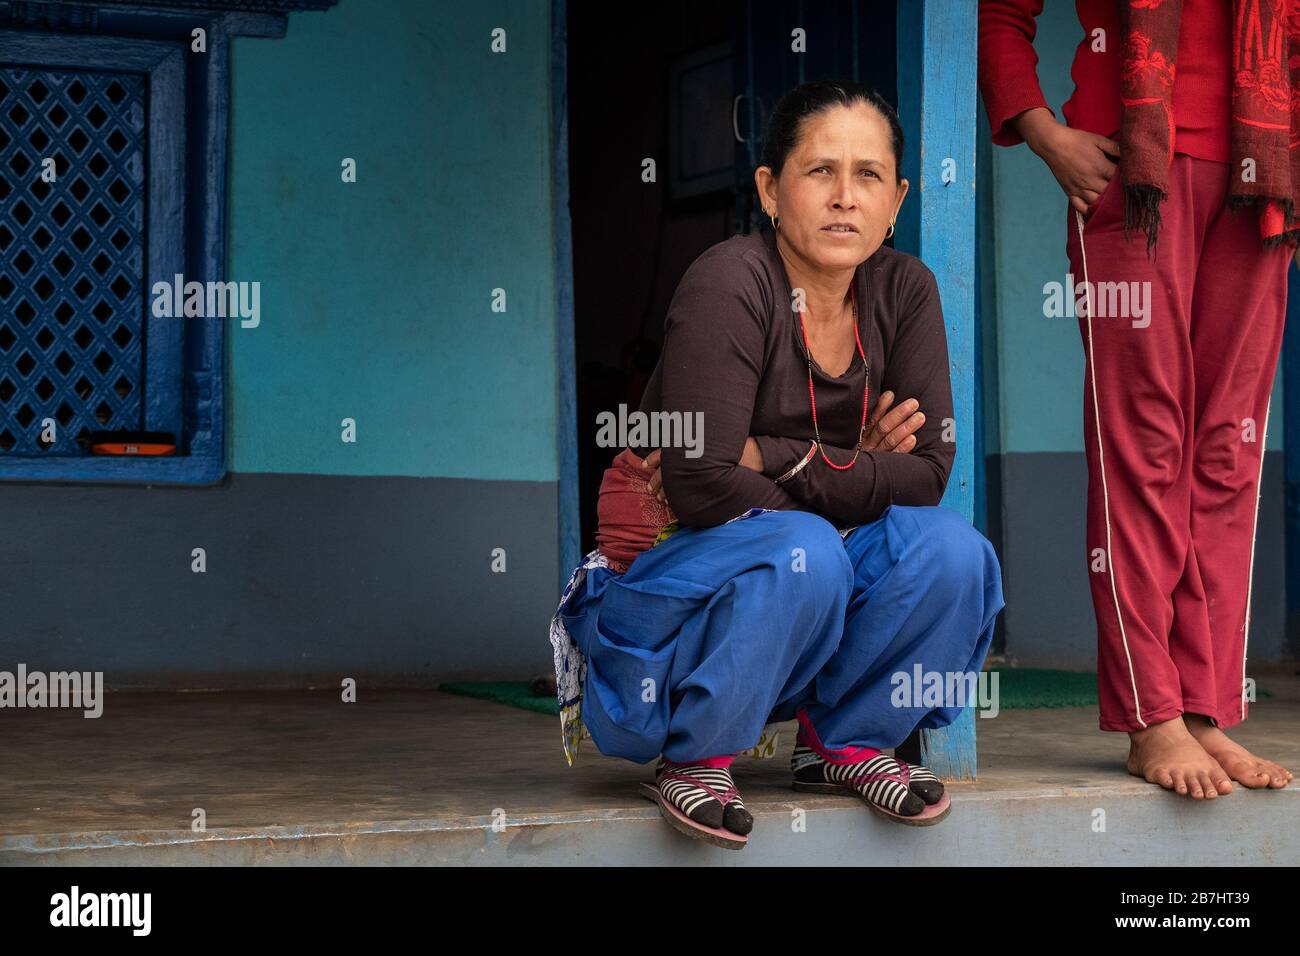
left=595, top=448, right=678, bottom=573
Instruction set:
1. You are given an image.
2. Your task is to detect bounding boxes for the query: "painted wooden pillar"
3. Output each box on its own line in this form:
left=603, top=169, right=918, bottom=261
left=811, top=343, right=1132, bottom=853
left=552, top=0, right=580, bottom=593
left=895, top=0, right=980, bottom=779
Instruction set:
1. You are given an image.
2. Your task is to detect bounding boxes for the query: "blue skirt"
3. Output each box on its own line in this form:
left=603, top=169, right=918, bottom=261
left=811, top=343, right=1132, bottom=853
left=551, top=505, right=1004, bottom=766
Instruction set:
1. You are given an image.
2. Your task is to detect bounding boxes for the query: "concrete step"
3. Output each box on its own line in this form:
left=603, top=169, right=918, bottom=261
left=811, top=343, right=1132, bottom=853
left=3, top=683, right=1297, bottom=865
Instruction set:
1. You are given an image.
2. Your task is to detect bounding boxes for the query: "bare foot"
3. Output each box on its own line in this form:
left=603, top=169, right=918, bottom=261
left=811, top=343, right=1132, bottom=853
left=1126, top=716, right=1233, bottom=799
left=1184, top=714, right=1294, bottom=790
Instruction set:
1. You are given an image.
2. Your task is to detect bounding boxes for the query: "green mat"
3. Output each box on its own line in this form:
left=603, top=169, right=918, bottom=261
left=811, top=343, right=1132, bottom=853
left=440, top=669, right=1270, bottom=715
left=439, top=681, right=564, bottom=716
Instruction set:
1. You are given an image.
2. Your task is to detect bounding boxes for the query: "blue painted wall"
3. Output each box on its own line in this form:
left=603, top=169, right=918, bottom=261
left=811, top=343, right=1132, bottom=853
left=0, top=0, right=565, bottom=689
left=227, top=0, right=561, bottom=481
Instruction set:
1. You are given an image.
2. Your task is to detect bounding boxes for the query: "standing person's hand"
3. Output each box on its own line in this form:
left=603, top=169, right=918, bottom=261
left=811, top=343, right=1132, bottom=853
left=1015, top=107, right=1120, bottom=218
left=861, top=390, right=925, bottom=453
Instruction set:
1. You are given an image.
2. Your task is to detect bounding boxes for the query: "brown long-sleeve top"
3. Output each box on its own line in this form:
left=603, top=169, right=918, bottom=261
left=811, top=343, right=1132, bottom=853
left=628, top=228, right=954, bottom=529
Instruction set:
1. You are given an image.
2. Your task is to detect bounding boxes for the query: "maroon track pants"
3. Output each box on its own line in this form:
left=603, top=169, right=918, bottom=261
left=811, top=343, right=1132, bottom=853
left=1063, top=152, right=1291, bottom=733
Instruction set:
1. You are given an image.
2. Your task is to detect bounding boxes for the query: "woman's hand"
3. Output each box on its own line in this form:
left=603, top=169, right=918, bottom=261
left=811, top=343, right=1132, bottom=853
left=1016, top=107, right=1120, bottom=218
left=634, top=450, right=677, bottom=522
left=643, top=449, right=666, bottom=502
left=861, top=391, right=924, bottom=453
left=644, top=438, right=764, bottom=505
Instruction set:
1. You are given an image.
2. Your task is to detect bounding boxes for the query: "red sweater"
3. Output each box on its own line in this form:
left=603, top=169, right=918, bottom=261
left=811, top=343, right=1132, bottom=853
left=979, top=0, right=1232, bottom=163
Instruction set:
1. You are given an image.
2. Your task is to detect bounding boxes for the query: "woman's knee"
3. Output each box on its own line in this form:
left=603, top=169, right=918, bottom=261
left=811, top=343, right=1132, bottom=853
left=897, top=506, right=1000, bottom=591
left=756, top=510, right=854, bottom=599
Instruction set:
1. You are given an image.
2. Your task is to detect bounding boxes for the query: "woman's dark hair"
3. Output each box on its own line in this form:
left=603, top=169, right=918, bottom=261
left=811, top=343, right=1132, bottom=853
left=758, top=80, right=904, bottom=182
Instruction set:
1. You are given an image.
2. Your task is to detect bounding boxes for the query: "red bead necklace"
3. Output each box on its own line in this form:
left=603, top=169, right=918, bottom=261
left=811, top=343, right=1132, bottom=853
left=796, top=281, right=870, bottom=470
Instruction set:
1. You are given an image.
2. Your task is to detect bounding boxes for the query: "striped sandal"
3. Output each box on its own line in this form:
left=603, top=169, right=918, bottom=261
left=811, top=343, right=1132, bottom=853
left=790, top=744, right=951, bottom=826
left=898, top=759, right=946, bottom=806
left=636, top=759, right=753, bottom=849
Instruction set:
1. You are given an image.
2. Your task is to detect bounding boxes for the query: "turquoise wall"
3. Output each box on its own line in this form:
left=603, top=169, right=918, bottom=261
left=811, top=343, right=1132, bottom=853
left=987, top=6, right=1284, bottom=454
left=226, top=0, right=560, bottom=480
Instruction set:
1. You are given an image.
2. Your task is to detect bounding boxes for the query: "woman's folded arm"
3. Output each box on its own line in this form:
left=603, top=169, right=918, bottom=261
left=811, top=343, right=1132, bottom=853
left=751, top=436, right=948, bottom=526
left=657, top=253, right=801, bottom=527
left=749, top=264, right=955, bottom=526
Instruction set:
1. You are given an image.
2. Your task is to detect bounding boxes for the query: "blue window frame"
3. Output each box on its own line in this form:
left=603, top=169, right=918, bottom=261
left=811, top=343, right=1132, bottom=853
left=0, top=1, right=336, bottom=485
left=1, top=33, right=190, bottom=480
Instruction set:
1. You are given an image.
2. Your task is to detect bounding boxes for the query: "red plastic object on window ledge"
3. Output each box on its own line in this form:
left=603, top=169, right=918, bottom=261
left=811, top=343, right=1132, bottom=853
left=88, top=430, right=177, bottom=456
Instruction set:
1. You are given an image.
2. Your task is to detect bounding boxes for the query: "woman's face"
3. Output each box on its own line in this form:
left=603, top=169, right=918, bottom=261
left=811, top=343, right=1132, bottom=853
left=757, top=102, right=908, bottom=271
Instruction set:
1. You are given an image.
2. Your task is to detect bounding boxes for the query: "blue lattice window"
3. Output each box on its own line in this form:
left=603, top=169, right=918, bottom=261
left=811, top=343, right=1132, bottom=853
left=1, top=68, right=152, bottom=455
left=1, top=3, right=337, bottom=484
left=0, top=28, right=202, bottom=482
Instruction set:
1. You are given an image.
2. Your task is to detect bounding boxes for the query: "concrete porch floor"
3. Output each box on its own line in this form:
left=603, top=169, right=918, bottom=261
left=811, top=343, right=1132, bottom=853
left=2, top=669, right=1297, bottom=865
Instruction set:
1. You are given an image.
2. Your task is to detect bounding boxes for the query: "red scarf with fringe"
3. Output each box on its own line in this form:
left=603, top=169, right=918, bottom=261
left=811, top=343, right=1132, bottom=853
left=1121, top=0, right=1300, bottom=252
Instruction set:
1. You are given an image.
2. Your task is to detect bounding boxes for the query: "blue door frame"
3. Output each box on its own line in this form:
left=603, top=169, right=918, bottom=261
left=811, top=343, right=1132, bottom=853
left=895, top=1, right=980, bottom=779
left=551, top=0, right=580, bottom=600
left=550, top=0, right=983, bottom=778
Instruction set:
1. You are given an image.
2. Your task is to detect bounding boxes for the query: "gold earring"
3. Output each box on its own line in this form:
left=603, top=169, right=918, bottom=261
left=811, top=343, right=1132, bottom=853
left=769, top=208, right=780, bottom=232
left=885, top=219, right=895, bottom=239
